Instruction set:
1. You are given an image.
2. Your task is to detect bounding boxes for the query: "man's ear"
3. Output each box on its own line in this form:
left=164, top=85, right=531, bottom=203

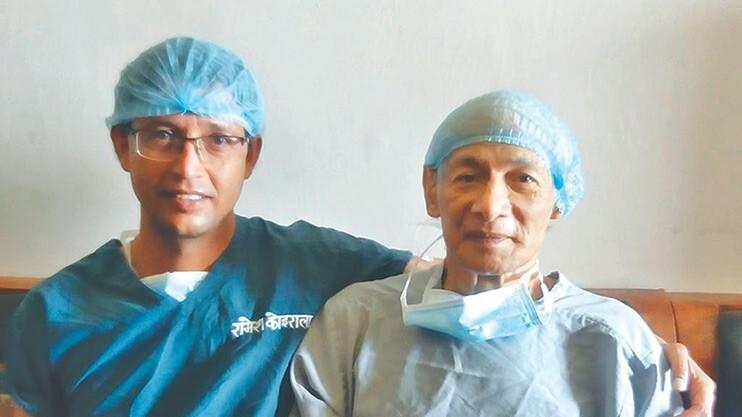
left=550, top=205, right=563, bottom=220
left=423, top=167, right=441, bottom=218
left=244, top=136, right=263, bottom=179
left=110, top=125, right=131, bottom=172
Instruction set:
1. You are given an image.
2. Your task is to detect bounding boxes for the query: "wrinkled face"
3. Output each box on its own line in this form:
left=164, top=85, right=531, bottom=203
left=423, top=143, right=560, bottom=276
left=111, top=113, right=261, bottom=239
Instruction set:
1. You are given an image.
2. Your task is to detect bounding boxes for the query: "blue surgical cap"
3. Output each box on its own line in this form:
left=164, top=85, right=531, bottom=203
left=425, top=89, right=584, bottom=215
left=105, top=37, right=264, bottom=136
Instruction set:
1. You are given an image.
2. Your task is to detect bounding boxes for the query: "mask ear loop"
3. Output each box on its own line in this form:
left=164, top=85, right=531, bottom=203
left=539, top=280, right=554, bottom=314
left=515, top=262, right=553, bottom=324
left=406, top=233, right=445, bottom=280
left=419, top=234, right=444, bottom=260
left=531, top=266, right=554, bottom=322
left=401, top=232, right=446, bottom=314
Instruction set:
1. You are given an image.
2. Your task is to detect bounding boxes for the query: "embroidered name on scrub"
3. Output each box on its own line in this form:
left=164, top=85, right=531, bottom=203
left=231, top=312, right=314, bottom=338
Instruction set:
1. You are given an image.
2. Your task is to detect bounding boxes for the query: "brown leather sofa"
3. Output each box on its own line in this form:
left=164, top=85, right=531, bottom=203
left=0, top=277, right=740, bottom=416
left=594, top=288, right=742, bottom=417
left=593, top=289, right=742, bottom=380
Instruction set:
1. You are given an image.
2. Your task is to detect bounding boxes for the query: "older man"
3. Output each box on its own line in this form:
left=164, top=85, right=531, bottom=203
left=290, top=90, right=686, bottom=416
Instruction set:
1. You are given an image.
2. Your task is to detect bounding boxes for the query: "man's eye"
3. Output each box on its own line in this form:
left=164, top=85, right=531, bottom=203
left=149, top=130, right=174, bottom=140
left=517, top=174, right=536, bottom=183
left=209, top=135, right=239, bottom=146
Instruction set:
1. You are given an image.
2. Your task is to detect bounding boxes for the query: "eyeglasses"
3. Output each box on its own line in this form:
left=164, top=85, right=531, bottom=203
left=129, top=129, right=249, bottom=163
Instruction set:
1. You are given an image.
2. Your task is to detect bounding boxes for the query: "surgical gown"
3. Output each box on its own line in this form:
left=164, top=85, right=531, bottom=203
left=290, top=264, right=684, bottom=417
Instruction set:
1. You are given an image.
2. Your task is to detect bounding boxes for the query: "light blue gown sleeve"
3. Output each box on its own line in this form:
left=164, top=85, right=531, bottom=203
left=290, top=291, right=363, bottom=417
left=620, top=346, right=684, bottom=417
left=563, top=290, right=684, bottom=417
left=578, top=311, right=683, bottom=417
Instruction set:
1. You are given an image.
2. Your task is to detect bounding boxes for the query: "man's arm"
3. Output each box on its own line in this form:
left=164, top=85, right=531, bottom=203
left=5, top=290, right=63, bottom=417
left=300, top=223, right=411, bottom=290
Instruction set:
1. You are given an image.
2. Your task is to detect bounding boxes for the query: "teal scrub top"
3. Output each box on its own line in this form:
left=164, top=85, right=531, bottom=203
left=7, top=215, right=411, bottom=417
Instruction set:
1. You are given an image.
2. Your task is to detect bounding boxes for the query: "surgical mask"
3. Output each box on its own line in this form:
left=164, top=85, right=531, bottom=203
left=400, top=263, right=553, bottom=342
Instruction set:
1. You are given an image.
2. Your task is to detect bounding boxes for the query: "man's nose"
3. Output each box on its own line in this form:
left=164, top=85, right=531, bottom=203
left=471, top=178, right=511, bottom=220
left=170, top=139, right=206, bottom=178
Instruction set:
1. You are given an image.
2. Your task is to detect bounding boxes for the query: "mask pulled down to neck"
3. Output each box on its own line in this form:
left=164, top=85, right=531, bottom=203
left=400, top=262, right=553, bottom=342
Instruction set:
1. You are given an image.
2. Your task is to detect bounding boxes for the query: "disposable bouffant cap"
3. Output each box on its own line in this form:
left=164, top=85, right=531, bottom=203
left=425, top=89, right=584, bottom=215
left=106, top=37, right=264, bottom=136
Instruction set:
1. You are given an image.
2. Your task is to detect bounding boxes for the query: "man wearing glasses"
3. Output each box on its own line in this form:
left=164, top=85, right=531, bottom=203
left=5, top=37, right=713, bottom=417
left=6, top=37, right=411, bottom=417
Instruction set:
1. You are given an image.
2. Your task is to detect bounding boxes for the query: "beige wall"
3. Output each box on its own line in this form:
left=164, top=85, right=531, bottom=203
left=0, top=0, right=740, bottom=292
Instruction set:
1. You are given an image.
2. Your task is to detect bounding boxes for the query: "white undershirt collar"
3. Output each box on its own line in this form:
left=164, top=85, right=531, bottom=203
left=119, top=230, right=208, bottom=302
